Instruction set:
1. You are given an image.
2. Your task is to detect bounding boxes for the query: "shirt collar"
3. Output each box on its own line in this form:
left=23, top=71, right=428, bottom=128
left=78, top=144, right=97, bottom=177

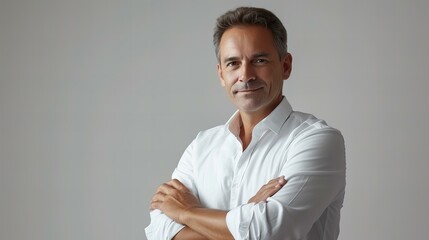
left=225, top=96, right=293, bottom=136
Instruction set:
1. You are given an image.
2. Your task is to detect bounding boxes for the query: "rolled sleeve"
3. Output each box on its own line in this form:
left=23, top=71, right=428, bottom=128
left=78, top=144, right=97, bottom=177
left=226, top=174, right=344, bottom=240
left=225, top=176, right=307, bottom=240
left=145, top=210, right=185, bottom=240
left=225, top=203, right=255, bottom=239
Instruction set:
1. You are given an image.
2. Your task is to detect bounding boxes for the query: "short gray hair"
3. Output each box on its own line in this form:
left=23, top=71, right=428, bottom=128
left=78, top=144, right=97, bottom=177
left=213, top=7, right=288, bottom=63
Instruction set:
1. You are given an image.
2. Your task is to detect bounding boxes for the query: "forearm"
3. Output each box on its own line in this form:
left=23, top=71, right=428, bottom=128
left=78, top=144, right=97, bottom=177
left=172, top=226, right=208, bottom=240
left=180, top=208, right=233, bottom=240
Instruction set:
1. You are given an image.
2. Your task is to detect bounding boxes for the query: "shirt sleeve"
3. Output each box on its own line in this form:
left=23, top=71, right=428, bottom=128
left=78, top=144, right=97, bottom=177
left=226, top=128, right=346, bottom=240
left=145, top=209, right=185, bottom=240
left=145, top=140, right=199, bottom=240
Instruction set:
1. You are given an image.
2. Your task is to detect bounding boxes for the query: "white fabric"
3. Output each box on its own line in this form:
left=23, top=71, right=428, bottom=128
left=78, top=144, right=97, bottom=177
left=145, top=97, right=346, bottom=240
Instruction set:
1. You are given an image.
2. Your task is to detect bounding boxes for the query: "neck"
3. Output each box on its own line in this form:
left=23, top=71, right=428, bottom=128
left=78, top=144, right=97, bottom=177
left=238, top=114, right=258, bottom=151
left=238, top=96, right=283, bottom=150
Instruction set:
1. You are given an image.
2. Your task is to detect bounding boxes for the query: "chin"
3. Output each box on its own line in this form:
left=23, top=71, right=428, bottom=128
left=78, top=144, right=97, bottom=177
left=233, top=96, right=280, bottom=114
left=235, top=102, right=265, bottom=113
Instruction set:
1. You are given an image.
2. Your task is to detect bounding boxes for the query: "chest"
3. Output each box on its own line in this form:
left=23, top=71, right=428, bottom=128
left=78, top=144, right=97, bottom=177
left=194, top=132, right=289, bottom=209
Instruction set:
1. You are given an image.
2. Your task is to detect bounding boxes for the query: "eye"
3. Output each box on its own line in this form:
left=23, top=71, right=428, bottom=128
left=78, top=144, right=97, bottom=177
left=253, top=58, right=269, bottom=64
left=226, top=61, right=240, bottom=67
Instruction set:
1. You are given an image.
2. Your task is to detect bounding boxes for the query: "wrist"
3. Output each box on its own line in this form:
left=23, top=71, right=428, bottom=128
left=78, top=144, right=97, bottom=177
left=179, top=207, right=194, bottom=225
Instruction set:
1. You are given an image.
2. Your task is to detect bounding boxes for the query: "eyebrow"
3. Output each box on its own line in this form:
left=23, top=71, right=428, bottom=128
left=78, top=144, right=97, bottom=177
left=252, top=52, right=271, bottom=59
left=222, top=56, right=240, bottom=64
left=222, top=52, right=271, bottom=64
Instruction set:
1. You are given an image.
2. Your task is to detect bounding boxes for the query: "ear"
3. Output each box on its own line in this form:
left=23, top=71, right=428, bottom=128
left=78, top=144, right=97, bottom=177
left=282, top=53, right=293, bottom=80
left=217, top=64, right=226, bottom=87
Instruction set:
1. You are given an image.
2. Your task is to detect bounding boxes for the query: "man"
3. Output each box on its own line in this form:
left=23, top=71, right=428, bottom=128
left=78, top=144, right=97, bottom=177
left=146, top=7, right=346, bottom=240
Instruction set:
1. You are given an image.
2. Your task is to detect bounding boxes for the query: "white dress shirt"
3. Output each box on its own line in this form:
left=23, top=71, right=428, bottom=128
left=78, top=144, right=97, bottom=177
left=145, top=97, right=346, bottom=240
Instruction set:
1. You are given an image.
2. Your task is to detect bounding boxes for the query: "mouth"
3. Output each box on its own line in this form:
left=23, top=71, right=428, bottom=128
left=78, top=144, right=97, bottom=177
left=234, top=87, right=263, bottom=94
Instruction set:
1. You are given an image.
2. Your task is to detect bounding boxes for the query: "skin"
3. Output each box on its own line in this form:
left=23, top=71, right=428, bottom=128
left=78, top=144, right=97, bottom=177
left=151, top=25, right=293, bottom=239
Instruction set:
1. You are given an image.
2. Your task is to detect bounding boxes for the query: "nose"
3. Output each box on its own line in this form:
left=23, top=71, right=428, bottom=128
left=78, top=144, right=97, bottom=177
left=239, top=62, right=256, bottom=82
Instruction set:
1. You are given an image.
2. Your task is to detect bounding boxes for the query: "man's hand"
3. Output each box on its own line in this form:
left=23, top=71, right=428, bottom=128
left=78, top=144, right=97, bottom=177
left=151, top=179, right=201, bottom=224
left=248, top=176, right=287, bottom=203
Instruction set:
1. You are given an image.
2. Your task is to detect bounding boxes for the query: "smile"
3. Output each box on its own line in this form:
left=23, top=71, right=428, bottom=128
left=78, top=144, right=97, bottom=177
left=235, top=87, right=263, bottom=94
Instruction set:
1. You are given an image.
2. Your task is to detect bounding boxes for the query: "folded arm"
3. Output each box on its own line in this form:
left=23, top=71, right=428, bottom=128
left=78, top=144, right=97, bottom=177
left=146, top=127, right=345, bottom=239
left=151, top=177, right=287, bottom=240
left=226, top=129, right=346, bottom=239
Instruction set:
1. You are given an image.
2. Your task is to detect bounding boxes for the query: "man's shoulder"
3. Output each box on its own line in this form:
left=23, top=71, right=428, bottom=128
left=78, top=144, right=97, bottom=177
left=287, top=111, right=342, bottom=138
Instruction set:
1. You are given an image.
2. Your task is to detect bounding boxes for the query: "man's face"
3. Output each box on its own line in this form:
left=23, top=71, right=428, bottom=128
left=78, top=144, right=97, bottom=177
left=217, top=25, right=292, bottom=115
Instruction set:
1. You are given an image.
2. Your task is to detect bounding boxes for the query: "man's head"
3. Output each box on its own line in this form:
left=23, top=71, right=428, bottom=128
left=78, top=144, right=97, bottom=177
left=214, top=7, right=292, bottom=117
left=213, top=7, right=288, bottom=63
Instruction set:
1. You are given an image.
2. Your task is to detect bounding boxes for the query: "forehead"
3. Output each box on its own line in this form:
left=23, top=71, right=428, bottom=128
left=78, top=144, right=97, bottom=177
left=219, top=25, right=277, bottom=59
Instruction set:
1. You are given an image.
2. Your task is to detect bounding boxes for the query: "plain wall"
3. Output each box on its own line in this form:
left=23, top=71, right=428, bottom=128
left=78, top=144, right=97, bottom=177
left=1, top=1, right=428, bottom=239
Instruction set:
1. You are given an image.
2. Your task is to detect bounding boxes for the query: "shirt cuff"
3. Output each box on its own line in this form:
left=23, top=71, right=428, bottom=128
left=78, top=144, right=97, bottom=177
left=226, top=203, right=256, bottom=240
left=145, top=209, right=185, bottom=240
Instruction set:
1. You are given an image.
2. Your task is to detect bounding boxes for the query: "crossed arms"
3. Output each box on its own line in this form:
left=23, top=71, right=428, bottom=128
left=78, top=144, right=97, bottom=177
left=146, top=128, right=346, bottom=240
left=150, top=176, right=287, bottom=239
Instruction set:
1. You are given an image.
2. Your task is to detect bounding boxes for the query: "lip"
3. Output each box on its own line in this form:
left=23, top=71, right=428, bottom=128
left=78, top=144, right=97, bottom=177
left=235, top=87, right=263, bottom=94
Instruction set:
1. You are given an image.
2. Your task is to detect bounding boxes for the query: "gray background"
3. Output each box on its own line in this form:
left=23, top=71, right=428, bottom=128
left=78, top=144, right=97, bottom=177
left=1, top=0, right=428, bottom=239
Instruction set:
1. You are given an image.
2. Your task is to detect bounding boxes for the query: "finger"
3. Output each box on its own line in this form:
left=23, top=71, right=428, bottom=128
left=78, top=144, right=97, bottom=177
left=150, top=200, right=161, bottom=210
left=265, top=176, right=284, bottom=185
left=151, top=192, right=166, bottom=204
left=248, top=177, right=288, bottom=203
left=167, top=179, right=187, bottom=191
left=262, top=176, right=285, bottom=190
left=263, top=177, right=287, bottom=197
left=275, top=176, right=287, bottom=187
left=157, top=182, right=175, bottom=195
left=150, top=191, right=168, bottom=210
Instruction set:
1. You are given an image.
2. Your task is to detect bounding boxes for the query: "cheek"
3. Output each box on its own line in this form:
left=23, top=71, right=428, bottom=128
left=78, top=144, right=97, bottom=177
left=222, top=74, right=237, bottom=90
left=225, top=82, right=234, bottom=95
left=263, top=73, right=283, bottom=92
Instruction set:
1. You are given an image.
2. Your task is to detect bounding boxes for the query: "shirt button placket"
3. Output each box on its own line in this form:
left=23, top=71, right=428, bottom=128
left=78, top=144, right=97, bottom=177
left=230, top=147, right=242, bottom=207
